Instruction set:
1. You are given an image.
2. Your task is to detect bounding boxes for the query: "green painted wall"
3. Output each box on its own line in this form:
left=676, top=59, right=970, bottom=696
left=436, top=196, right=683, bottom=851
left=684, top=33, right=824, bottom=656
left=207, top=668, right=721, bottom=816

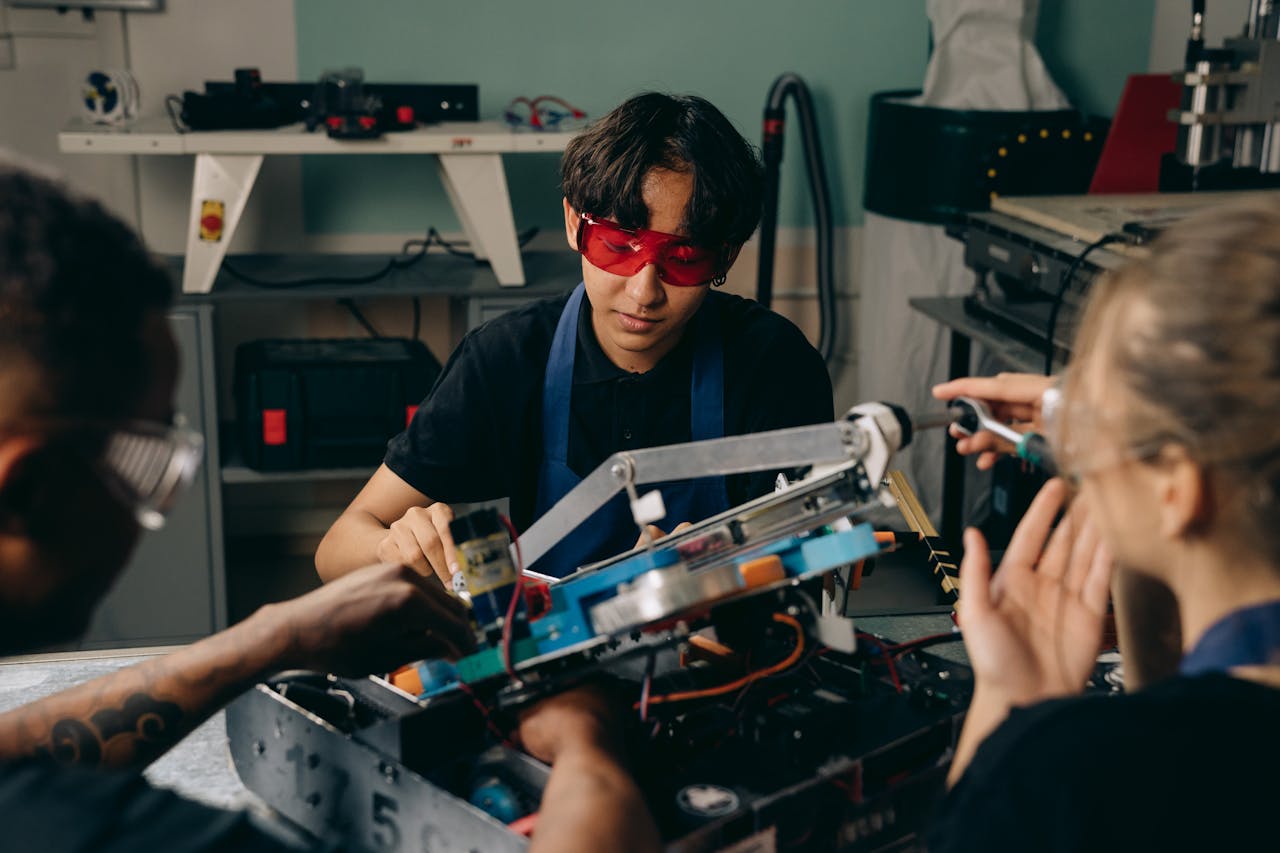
left=295, top=0, right=1153, bottom=236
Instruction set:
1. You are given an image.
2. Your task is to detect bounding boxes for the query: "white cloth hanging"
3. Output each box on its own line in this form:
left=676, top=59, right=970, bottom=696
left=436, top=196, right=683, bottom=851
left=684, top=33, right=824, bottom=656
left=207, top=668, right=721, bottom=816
left=856, top=0, right=1068, bottom=523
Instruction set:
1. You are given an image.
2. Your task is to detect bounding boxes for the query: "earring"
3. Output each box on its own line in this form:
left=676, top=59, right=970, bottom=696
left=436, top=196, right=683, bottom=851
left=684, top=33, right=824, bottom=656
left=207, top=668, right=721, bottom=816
left=712, top=275, right=727, bottom=287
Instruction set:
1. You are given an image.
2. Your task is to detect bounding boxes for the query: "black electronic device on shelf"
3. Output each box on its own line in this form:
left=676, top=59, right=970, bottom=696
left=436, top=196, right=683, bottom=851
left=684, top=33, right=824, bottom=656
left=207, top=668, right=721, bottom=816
left=204, top=78, right=478, bottom=127
left=174, top=67, right=478, bottom=132
left=234, top=337, right=441, bottom=472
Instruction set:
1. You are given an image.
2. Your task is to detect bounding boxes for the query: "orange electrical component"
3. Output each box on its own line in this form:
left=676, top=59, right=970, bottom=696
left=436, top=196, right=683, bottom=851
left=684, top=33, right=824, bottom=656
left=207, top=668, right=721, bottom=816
left=389, top=664, right=423, bottom=696
left=849, top=559, right=865, bottom=591
left=738, top=554, right=785, bottom=588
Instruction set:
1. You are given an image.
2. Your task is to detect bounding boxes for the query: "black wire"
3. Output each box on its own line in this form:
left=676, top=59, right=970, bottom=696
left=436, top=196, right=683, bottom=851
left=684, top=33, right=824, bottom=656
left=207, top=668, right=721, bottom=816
left=220, top=225, right=540, bottom=290
left=411, top=296, right=421, bottom=340
left=840, top=563, right=855, bottom=617
left=1043, top=233, right=1127, bottom=375
left=220, top=255, right=410, bottom=289
left=164, top=95, right=188, bottom=133
left=757, top=74, right=837, bottom=365
left=338, top=298, right=381, bottom=338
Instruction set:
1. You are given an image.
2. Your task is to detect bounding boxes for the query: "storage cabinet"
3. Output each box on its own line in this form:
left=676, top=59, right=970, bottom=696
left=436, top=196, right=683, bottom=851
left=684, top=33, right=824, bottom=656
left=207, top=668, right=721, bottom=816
left=79, top=306, right=227, bottom=648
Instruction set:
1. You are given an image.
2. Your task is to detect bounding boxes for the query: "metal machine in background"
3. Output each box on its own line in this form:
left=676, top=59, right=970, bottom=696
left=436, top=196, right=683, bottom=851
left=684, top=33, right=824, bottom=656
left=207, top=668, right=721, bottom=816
left=1167, top=0, right=1280, bottom=190
left=227, top=403, right=973, bottom=851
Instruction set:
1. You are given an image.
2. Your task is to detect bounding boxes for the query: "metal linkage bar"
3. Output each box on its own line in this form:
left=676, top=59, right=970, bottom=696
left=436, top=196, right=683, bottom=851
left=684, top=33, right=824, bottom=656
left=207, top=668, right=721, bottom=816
left=518, top=420, right=867, bottom=571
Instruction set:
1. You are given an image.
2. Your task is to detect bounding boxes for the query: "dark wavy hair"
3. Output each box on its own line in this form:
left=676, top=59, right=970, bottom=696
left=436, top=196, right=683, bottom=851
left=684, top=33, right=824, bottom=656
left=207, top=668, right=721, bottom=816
left=0, top=167, right=173, bottom=422
left=560, top=92, right=764, bottom=248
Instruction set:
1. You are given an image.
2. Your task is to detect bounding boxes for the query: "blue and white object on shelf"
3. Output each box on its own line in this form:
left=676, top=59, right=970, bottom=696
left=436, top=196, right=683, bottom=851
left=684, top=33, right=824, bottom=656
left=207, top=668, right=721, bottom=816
left=82, top=69, right=139, bottom=126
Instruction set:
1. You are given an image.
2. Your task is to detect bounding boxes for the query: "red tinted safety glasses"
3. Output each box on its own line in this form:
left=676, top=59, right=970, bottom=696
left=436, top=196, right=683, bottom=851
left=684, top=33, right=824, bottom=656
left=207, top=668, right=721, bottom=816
left=575, top=213, right=734, bottom=287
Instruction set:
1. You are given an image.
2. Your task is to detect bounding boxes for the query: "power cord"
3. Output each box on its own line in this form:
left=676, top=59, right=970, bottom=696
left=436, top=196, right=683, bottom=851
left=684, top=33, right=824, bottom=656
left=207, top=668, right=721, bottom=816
left=337, top=298, right=381, bottom=338
left=1043, top=233, right=1127, bottom=375
left=219, top=226, right=540, bottom=290
left=164, top=95, right=189, bottom=133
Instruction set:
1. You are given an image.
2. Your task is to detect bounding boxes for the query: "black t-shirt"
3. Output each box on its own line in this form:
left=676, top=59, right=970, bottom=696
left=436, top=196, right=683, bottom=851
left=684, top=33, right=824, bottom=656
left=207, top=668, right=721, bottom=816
left=385, top=288, right=834, bottom=532
left=928, top=674, right=1280, bottom=852
left=0, top=758, right=307, bottom=852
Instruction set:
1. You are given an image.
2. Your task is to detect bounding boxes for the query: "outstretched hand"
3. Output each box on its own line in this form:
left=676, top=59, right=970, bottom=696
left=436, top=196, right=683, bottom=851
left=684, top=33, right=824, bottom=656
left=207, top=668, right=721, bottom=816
left=933, top=373, right=1055, bottom=470
left=958, top=479, right=1113, bottom=706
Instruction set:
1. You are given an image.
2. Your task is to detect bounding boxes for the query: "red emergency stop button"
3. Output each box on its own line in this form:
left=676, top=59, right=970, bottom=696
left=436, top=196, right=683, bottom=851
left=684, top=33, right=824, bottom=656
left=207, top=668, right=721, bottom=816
left=199, top=199, right=224, bottom=242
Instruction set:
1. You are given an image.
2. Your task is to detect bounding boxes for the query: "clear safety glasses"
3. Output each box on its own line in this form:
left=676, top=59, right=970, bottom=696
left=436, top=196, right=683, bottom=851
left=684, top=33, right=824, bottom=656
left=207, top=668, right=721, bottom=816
left=99, top=417, right=204, bottom=530
left=1, top=416, right=204, bottom=531
left=575, top=213, right=735, bottom=287
left=1041, top=384, right=1168, bottom=485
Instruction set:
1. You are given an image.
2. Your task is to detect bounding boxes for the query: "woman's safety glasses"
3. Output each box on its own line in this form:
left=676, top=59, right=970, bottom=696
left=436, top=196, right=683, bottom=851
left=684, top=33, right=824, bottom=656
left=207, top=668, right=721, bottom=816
left=575, top=213, right=735, bottom=287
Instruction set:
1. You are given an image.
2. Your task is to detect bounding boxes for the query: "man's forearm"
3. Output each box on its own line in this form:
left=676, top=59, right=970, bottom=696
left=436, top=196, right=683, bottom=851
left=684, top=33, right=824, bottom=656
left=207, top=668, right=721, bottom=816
left=530, top=743, right=660, bottom=853
left=0, top=605, right=297, bottom=770
left=316, top=510, right=388, bottom=582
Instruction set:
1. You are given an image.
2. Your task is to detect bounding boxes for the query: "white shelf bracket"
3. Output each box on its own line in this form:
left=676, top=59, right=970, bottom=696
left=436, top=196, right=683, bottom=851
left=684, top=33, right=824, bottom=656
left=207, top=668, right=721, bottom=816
left=437, top=153, right=526, bottom=286
left=182, top=153, right=263, bottom=294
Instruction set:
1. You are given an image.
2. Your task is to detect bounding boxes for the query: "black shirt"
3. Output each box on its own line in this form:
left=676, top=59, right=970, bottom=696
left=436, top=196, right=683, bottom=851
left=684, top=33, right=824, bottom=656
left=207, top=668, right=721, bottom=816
left=928, top=674, right=1280, bottom=852
left=385, top=289, right=834, bottom=532
left=0, top=758, right=307, bottom=852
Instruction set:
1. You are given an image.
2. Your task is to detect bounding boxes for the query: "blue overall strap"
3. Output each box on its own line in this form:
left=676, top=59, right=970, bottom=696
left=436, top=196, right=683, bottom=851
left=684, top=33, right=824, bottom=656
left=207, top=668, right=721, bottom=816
left=538, top=282, right=584, bottom=468
left=690, top=296, right=725, bottom=442
left=685, top=298, right=731, bottom=515
left=1180, top=599, right=1280, bottom=676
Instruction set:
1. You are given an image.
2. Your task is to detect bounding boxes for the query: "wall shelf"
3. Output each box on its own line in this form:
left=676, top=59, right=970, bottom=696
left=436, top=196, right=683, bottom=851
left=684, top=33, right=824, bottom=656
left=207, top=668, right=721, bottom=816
left=59, top=118, right=580, bottom=292
left=172, top=249, right=581, bottom=304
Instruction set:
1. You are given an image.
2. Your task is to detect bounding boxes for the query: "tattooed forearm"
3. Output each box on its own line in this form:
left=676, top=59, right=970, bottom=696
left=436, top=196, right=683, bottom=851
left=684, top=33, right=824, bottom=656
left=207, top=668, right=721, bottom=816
left=0, top=605, right=296, bottom=770
left=38, top=693, right=183, bottom=767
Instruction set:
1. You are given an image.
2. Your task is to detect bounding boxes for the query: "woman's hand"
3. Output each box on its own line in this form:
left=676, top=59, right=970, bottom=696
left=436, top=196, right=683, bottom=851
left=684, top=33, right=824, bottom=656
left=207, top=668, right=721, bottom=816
left=947, top=479, right=1113, bottom=786
left=959, top=479, right=1113, bottom=705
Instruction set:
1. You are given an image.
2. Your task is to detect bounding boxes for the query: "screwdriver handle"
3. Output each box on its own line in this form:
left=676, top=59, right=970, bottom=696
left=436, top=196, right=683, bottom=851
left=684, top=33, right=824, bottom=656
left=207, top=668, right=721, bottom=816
left=1015, top=432, right=1057, bottom=476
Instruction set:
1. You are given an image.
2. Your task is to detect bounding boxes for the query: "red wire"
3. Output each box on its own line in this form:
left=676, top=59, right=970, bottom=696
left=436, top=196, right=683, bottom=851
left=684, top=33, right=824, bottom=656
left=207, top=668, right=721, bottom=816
left=531, top=94, right=586, bottom=117
left=890, top=631, right=962, bottom=658
left=499, top=515, right=524, bottom=682
left=457, top=681, right=515, bottom=748
left=881, top=648, right=903, bottom=693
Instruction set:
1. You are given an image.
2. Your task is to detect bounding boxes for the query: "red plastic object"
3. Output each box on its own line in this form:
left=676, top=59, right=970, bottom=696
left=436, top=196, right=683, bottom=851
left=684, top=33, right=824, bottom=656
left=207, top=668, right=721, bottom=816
left=404, top=404, right=418, bottom=429
left=358, top=115, right=377, bottom=130
left=521, top=579, right=552, bottom=620
left=508, top=813, right=539, bottom=837
left=326, top=115, right=342, bottom=130
left=396, top=105, right=415, bottom=125
left=262, top=409, right=287, bottom=446
left=1089, top=73, right=1181, bottom=194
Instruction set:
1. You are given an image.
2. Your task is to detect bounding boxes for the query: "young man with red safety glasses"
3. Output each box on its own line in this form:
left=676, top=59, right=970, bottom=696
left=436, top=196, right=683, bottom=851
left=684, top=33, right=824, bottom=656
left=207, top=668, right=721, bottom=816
left=316, top=92, right=833, bottom=586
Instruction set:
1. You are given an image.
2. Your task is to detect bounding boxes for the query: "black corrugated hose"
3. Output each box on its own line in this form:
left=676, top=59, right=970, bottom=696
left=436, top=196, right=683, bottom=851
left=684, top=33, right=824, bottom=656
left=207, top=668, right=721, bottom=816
left=757, top=73, right=838, bottom=365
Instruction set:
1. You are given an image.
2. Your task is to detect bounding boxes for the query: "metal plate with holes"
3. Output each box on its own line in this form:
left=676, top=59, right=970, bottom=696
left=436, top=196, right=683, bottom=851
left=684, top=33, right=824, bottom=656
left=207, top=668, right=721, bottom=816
left=227, top=684, right=532, bottom=852
left=589, top=562, right=744, bottom=635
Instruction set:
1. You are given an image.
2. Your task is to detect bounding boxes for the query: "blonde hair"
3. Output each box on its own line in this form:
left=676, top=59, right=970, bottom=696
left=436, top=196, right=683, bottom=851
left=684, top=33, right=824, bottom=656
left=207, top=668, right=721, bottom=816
left=1067, top=195, right=1280, bottom=555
